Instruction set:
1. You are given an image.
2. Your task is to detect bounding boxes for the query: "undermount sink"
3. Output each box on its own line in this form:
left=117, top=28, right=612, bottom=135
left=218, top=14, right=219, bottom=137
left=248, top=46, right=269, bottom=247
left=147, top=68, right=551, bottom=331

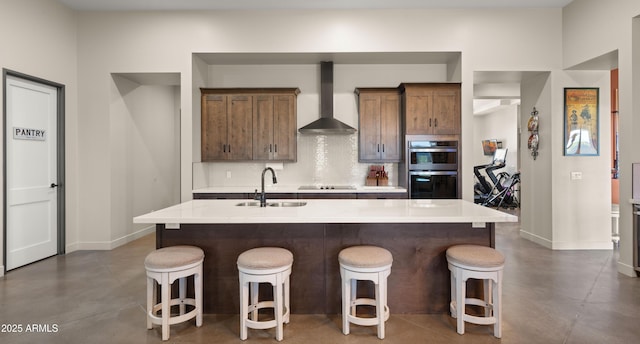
left=268, top=201, right=307, bottom=207
left=235, top=201, right=307, bottom=207
left=235, top=201, right=261, bottom=207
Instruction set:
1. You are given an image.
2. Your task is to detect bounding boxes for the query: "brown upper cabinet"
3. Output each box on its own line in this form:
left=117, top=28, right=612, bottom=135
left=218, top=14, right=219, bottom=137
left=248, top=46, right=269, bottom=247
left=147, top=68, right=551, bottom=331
left=253, top=92, right=298, bottom=161
left=355, top=88, right=402, bottom=162
left=201, top=88, right=299, bottom=162
left=400, top=83, right=461, bottom=135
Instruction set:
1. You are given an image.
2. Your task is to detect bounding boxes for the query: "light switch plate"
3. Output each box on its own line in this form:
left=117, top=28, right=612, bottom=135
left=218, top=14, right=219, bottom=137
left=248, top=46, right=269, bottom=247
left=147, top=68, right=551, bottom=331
left=570, top=171, right=582, bottom=180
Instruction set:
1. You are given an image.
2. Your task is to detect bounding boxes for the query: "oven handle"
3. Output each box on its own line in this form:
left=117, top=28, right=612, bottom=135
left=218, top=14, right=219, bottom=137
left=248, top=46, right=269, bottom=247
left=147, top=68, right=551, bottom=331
left=409, top=148, right=457, bottom=153
left=410, top=171, right=458, bottom=176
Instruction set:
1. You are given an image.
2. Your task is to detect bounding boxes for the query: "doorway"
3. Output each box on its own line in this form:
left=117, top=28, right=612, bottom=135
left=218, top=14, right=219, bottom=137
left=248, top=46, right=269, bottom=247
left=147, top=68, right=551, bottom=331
left=3, top=70, right=65, bottom=272
left=472, top=71, right=524, bottom=209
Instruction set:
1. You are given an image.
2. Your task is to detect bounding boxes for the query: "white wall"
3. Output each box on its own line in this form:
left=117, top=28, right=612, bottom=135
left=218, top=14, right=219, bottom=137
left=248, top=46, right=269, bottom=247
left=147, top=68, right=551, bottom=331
left=108, top=76, right=180, bottom=248
left=551, top=71, right=611, bottom=249
left=520, top=72, right=554, bottom=247
left=518, top=69, right=611, bottom=250
left=563, top=0, right=640, bottom=275
left=0, top=0, right=78, bottom=273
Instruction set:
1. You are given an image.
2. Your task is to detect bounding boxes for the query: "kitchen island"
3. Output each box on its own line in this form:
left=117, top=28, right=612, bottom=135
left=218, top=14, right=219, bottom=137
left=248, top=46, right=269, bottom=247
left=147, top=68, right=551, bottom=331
left=134, top=199, right=517, bottom=314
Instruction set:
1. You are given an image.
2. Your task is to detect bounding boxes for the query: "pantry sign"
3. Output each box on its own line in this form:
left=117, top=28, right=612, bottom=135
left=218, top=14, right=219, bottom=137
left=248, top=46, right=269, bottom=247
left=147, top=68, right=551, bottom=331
left=13, top=127, right=46, bottom=141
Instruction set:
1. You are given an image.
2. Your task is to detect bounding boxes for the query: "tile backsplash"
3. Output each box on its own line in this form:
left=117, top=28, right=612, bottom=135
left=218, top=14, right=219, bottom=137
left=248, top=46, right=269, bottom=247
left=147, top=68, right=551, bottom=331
left=193, top=134, right=398, bottom=189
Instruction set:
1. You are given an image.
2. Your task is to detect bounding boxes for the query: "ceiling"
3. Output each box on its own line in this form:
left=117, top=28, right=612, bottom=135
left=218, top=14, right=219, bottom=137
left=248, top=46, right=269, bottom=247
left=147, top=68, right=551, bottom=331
left=196, top=52, right=460, bottom=65
left=58, top=0, right=573, bottom=11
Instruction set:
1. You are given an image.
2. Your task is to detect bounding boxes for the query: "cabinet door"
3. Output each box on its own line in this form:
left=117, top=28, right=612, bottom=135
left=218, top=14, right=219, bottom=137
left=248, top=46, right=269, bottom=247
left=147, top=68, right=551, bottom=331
left=356, top=192, right=407, bottom=199
left=253, top=94, right=296, bottom=161
left=273, top=95, right=296, bottom=161
left=379, top=94, right=401, bottom=161
left=358, top=94, right=382, bottom=161
left=228, top=95, right=253, bottom=160
left=253, top=95, right=274, bottom=160
left=299, top=193, right=357, bottom=199
left=405, top=92, right=433, bottom=135
left=193, top=193, right=249, bottom=199
left=201, top=94, right=228, bottom=161
left=432, top=85, right=460, bottom=135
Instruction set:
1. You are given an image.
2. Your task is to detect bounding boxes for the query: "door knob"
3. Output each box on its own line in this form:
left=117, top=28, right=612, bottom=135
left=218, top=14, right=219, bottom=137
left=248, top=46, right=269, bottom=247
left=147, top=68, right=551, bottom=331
left=50, top=183, right=58, bottom=188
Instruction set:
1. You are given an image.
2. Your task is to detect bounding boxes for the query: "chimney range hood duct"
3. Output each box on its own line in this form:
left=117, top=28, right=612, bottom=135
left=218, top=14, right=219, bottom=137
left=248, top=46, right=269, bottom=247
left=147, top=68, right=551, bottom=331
left=298, top=61, right=357, bottom=134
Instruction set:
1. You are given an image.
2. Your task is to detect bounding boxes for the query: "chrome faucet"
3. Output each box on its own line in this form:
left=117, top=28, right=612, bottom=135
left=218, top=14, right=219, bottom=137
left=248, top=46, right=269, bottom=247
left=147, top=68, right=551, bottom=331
left=260, top=167, right=278, bottom=207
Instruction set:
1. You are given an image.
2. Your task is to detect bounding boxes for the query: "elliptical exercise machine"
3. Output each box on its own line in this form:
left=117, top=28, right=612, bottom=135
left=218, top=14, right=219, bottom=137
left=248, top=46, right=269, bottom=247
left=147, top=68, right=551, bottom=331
left=474, top=148, right=520, bottom=209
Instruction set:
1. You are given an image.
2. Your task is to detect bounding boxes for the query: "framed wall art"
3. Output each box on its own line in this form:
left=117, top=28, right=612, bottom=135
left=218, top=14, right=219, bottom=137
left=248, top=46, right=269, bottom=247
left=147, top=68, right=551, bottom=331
left=564, top=88, right=599, bottom=156
left=481, top=139, right=498, bottom=156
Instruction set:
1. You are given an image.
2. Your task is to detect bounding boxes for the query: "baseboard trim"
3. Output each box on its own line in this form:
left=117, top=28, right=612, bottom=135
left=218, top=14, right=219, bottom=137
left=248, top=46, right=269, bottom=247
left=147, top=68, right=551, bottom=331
left=109, top=226, right=154, bottom=249
left=520, top=230, right=613, bottom=250
left=552, top=241, right=614, bottom=250
left=520, top=229, right=552, bottom=249
left=66, top=225, right=154, bottom=251
left=0, top=266, right=4, bottom=278
left=617, top=261, right=638, bottom=277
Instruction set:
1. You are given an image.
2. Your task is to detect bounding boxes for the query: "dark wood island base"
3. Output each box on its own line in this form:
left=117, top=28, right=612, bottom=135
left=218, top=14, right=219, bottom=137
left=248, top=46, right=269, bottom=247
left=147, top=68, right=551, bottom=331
left=156, top=222, right=494, bottom=314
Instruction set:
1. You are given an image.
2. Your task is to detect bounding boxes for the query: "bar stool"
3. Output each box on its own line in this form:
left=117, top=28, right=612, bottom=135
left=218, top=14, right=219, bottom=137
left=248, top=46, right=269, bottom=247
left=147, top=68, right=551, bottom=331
left=145, top=245, right=204, bottom=341
left=339, top=245, right=393, bottom=339
left=237, top=247, right=293, bottom=341
left=446, top=244, right=505, bottom=338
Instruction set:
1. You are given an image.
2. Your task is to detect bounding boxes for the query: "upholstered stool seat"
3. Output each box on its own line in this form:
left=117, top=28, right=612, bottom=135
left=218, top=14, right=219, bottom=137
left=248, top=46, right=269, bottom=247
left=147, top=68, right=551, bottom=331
left=237, top=247, right=293, bottom=341
left=145, top=245, right=204, bottom=341
left=339, top=245, right=393, bottom=339
left=446, top=244, right=504, bottom=338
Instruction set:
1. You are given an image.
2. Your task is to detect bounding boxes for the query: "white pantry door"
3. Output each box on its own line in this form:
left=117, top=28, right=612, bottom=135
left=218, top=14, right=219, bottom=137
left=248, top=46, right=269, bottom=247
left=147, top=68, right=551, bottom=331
left=5, top=75, right=58, bottom=270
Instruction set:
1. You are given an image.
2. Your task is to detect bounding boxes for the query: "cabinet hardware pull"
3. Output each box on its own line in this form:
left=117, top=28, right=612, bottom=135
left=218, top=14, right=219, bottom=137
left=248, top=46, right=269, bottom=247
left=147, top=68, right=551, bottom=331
left=228, top=144, right=231, bottom=153
left=429, top=118, right=432, bottom=127
left=274, top=144, right=278, bottom=153
left=223, top=144, right=226, bottom=153
left=382, top=144, right=385, bottom=153
left=377, top=144, right=380, bottom=152
left=434, top=118, right=438, bottom=127
left=270, top=144, right=273, bottom=152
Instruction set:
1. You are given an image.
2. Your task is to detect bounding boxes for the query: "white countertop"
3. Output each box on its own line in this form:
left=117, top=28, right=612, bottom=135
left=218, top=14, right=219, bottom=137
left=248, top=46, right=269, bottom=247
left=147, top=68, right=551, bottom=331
left=192, top=185, right=407, bottom=194
left=134, top=199, right=518, bottom=225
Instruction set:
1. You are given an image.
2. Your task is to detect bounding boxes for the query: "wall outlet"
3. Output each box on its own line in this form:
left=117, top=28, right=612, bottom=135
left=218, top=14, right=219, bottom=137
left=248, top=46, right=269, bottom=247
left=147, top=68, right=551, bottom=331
left=570, top=171, right=582, bottom=180
left=226, top=171, right=232, bottom=179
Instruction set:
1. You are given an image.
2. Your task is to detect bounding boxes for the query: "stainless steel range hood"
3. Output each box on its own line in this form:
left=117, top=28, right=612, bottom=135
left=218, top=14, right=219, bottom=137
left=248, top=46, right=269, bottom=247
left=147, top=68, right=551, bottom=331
left=298, top=61, right=357, bottom=134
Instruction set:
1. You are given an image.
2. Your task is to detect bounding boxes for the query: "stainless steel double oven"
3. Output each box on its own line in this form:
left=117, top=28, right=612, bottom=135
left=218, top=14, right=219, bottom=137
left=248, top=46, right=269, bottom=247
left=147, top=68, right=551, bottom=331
left=407, top=140, right=459, bottom=199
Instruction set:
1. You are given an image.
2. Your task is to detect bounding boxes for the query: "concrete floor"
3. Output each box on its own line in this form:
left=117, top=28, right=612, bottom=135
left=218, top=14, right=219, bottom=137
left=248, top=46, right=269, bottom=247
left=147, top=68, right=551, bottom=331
left=1, top=212, right=639, bottom=344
